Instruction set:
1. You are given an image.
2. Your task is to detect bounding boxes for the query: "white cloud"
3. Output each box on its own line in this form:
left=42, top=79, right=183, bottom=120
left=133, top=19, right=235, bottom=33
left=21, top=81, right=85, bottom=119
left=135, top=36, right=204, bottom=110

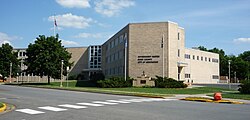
left=94, top=0, right=135, bottom=17
left=60, top=39, right=79, bottom=46
left=0, top=32, right=22, bottom=45
left=234, top=38, right=250, bottom=43
left=56, top=0, right=90, bottom=8
left=74, top=32, right=103, bottom=38
left=48, top=13, right=95, bottom=29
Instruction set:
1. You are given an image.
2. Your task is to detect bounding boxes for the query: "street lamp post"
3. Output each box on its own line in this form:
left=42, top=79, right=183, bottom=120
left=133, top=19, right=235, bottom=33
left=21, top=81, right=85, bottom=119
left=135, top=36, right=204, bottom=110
left=228, top=60, right=231, bottom=89
left=60, top=60, right=64, bottom=87
left=66, top=66, right=69, bottom=87
left=9, top=62, right=12, bottom=83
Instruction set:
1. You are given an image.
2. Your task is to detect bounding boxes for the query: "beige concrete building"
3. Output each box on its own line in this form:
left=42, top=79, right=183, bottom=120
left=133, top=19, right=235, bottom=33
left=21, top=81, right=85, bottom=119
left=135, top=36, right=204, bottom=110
left=102, top=21, right=220, bottom=84
left=12, top=21, right=220, bottom=84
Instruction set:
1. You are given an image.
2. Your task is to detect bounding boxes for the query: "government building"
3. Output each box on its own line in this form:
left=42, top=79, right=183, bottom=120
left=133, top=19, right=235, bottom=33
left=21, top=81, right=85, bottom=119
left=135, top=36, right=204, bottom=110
left=14, top=21, right=220, bottom=84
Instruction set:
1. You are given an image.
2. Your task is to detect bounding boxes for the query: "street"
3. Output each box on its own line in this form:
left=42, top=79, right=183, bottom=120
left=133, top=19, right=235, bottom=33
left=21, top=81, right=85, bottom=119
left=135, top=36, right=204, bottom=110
left=0, top=85, right=250, bottom=120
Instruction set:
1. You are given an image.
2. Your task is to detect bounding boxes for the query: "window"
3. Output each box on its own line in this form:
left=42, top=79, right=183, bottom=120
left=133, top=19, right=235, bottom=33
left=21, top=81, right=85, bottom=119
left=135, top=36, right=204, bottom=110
left=212, top=75, right=219, bottom=79
left=178, top=49, right=180, bottom=57
left=197, top=56, right=199, bottom=60
left=185, top=74, right=191, bottom=78
left=201, top=56, right=203, bottom=61
left=185, top=54, right=190, bottom=59
left=193, top=55, right=195, bottom=60
left=19, top=52, right=22, bottom=57
left=205, top=57, right=207, bottom=61
left=212, top=58, right=219, bottom=63
left=209, top=58, right=211, bottom=62
left=178, top=32, right=180, bottom=40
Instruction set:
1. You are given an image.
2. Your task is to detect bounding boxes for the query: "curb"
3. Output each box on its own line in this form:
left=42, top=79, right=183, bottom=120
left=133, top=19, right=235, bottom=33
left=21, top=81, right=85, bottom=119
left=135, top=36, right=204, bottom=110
left=0, top=103, right=7, bottom=112
left=180, top=97, right=244, bottom=104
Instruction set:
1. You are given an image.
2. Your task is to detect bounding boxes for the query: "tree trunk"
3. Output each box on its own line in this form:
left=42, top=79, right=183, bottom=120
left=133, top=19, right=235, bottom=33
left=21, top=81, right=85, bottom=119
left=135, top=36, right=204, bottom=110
left=48, top=76, right=50, bottom=84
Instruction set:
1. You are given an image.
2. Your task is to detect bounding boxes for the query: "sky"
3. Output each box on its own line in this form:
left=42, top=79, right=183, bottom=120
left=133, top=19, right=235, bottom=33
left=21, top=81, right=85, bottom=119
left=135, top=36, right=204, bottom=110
left=0, top=0, right=249, bottom=55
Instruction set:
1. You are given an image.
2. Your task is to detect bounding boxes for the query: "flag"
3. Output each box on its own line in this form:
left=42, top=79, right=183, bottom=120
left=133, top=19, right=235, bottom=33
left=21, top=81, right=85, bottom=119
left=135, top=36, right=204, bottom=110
left=161, top=34, right=164, bottom=48
left=54, top=18, right=57, bottom=27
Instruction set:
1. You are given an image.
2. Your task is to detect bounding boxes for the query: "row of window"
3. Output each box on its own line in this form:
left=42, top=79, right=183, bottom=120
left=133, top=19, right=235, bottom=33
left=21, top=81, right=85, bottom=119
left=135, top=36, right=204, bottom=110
left=185, top=74, right=219, bottom=79
left=185, top=54, right=219, bottom=63
left=106, top=33, right=127, bottom=51
left=105, top=50, right=124, bottom=63
left=89, top=46, right=102, bottom=69
left=105, top=66, right=124, bottom=75
left=18, top=51, right=26, bottom=57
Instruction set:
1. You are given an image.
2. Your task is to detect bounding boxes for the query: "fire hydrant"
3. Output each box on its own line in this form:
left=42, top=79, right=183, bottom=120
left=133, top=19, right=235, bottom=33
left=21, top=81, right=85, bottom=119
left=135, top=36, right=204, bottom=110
left=214, top=92, right=222, bottom=101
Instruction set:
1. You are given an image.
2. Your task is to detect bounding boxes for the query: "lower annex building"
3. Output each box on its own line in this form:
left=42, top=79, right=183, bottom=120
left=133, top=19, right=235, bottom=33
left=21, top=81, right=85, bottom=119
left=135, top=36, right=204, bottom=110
left=14, top=21, right=220, bottom=84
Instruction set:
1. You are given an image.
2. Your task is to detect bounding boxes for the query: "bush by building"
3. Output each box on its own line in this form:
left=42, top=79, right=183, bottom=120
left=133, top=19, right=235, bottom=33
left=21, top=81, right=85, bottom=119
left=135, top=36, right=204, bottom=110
left=155, top=76, right=188, bottom=88
left=97, top=77, right=133, bottom=88
left=238, top=80, right=250, bottom=94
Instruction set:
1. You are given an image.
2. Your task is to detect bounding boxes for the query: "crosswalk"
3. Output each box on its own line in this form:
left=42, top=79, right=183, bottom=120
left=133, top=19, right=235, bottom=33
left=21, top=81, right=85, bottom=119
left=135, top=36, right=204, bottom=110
left=15, top=98, right=175, bottom=115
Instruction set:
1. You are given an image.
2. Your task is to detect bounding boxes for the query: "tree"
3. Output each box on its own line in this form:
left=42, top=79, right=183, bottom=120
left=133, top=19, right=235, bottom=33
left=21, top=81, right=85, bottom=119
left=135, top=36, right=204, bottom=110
left=238, top=51, right=250, bottom=80
left=0, top=43, right=19, bottom=80
left=25, top=34, right=72, bottom=84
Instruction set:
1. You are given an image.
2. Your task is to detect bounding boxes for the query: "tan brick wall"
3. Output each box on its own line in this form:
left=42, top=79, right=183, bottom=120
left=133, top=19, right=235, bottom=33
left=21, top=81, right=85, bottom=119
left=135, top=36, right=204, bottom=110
left=66, top=47, right=88, bottom=76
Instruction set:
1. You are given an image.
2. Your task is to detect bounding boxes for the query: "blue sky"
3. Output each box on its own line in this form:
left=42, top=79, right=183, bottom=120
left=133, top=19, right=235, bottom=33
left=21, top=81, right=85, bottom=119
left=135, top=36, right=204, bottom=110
left=0, top=0, right=249, bottom=55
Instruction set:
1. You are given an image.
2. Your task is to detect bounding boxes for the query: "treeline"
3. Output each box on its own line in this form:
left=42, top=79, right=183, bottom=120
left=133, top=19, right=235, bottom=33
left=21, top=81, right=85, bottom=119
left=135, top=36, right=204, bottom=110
left=198, top=46, right=250, bottom=80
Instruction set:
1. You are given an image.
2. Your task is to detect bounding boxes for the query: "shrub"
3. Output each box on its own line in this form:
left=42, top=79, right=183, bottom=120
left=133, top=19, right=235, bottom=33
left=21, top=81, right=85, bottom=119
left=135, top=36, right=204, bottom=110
left=68, top=74, right=78, bottom=80
left=155, top=76, right=187, bottom=88
left=238, top=80, right=250, bottom=94
left=97, top=77, right=133, bottom=88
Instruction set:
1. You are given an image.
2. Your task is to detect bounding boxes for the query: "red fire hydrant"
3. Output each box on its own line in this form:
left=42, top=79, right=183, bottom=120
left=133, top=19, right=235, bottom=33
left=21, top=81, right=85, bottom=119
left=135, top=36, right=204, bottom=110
left=214, top=92, right=222, bottom=101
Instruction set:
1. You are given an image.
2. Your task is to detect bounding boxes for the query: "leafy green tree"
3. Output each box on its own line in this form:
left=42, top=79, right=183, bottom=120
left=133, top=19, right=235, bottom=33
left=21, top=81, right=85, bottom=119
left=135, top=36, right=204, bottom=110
left=0, top=43, right=19, bottom=80
left=25, top=34, right=72, bottom=84
left=238, top=51, right=250, bottom=80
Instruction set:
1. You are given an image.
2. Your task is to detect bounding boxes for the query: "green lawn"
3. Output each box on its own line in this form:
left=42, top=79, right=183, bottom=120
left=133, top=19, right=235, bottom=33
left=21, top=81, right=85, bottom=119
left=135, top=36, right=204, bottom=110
left=19, top=80, right=250, bottom=100
left=221, top=93, right=250, bottom=100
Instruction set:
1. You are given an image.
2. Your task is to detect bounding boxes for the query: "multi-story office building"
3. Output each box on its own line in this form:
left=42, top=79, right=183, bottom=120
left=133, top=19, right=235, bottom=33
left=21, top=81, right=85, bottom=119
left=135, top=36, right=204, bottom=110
left=102, top=21, right=220, bottom=83
left=13, top=21, right=220, bottom=84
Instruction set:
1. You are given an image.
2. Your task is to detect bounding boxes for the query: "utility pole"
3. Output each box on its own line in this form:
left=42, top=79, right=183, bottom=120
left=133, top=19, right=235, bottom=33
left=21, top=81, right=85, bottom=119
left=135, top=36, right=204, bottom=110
left=60, top=60, right=64, bottom=87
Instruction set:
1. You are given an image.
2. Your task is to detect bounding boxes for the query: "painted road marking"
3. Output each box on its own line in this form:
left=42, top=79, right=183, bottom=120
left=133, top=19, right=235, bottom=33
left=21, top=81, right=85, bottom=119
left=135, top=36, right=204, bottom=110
left=77, top=102, right=104, bottom=107
left=92, top=101, right=119, bottom=105
left=15, top=109, right=45, bottom=115
left=120, top=99, right=144, bottom=103
left=106, top=100, right=131, bottom=103
left=58, top=104, right=87, bottom=109
left=38, top=106, right=67, bottom=112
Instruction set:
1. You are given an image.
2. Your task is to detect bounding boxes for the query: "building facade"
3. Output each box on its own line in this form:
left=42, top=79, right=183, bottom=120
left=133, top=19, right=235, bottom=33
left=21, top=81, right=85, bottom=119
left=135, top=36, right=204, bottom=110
left=13, top=21, right=220, bottom=84
left=102, top=22, right=220, bottom=83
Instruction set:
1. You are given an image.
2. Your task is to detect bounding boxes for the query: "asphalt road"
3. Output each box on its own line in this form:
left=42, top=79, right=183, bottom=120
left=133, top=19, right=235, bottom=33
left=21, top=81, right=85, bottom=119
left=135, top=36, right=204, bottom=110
left=0, top=85, right=250, bottom=120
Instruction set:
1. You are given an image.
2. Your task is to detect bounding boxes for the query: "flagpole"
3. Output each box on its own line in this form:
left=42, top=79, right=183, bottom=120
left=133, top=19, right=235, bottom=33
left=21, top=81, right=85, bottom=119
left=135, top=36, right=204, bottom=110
left=162, top=34, right=165, bottom=79
left=54, top=15, right=56, bottom=37
left=124, top=39, right=127, bottom=81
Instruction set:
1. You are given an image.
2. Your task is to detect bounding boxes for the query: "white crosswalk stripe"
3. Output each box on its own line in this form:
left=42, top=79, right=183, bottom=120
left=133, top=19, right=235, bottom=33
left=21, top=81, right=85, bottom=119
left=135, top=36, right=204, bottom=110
left=92, top=101, right=119, bottom=105
left=15, top=98, right=176, bottom=115
left=77, top=102, right=104, bottom=107
left=106, top=100, right=131, bottom=103
left=15, top=109, right=45, bottom=115
left=58, top=104, right=87, bottom=109
left=38, top=106, right=67, bottom=112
